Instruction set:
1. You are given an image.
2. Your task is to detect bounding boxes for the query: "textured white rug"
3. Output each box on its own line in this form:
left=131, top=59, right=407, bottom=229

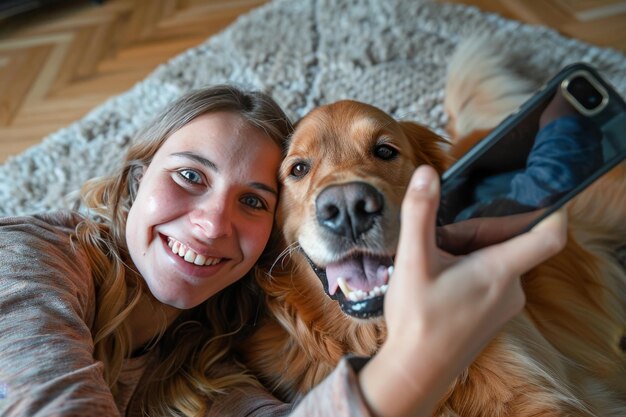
left=1, top=0, right=626, bottom=216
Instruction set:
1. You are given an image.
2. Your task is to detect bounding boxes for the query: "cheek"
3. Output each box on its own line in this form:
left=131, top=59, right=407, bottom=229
left=277, top=181, right=313, bottom=241
left=126, top=181, right=179, bottom=255
left=240, top=217, right=275, bottom=262
left=126, top=197, right=146, bottom=252
left=141, top=192, right=167, bottom=223
left=388, top=165, right=416, bottom=203
left=278, top=196, right=304, bottom=244
left=137, top=180, right=183, bottom=224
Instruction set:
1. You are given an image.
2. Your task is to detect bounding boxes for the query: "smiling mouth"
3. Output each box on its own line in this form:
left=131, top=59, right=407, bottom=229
left=167, top=236, right=223, bottom=267
left=304, top=251, right=394, bottom=319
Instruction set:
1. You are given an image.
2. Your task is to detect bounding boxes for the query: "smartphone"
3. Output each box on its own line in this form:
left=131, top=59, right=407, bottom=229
left=436, top=62, right=626, bottom=254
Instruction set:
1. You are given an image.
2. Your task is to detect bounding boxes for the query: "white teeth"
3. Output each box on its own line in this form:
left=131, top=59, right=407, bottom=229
left=194, top=254, right=206, bottom=266
left=184, top=250, right=196, bottom=263
left=337, top=276, right=389, bottom=302
left=167, top=237, right=221, bottom=267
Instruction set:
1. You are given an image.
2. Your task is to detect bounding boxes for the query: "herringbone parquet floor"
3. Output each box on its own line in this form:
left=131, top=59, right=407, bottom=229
left=1, top=0, right=625, bottom=163
left=0, top=0, right=269, bottom=163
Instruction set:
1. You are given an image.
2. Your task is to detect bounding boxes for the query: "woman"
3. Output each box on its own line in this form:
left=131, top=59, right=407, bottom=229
left=0, top=85, right=567, bottom=417
left=0, top=85, right=291, bottom=416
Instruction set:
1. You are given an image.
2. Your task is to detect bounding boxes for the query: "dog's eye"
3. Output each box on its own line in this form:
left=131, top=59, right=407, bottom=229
left=290, top=162, right=310, bottom=178
left=374, top=144, right=398, bottom=160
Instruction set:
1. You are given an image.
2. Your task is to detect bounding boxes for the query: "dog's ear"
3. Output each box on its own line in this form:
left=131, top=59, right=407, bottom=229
left=448, top=128, right=492, bottom=161
left=398, top=121, right=452, bottom=173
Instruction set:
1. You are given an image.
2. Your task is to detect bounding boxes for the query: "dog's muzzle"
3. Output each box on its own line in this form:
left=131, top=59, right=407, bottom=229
left=302, top=181, right=394, bottom=319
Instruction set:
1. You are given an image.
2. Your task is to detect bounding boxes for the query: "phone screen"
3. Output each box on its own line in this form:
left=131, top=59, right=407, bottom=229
left=436, top=65, right=626, bottom=254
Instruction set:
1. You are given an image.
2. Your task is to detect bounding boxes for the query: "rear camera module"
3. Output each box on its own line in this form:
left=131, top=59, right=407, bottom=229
left=561, top=70, right=608, bottom=116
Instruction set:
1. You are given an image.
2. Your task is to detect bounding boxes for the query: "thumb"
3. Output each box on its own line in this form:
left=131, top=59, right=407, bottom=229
left=396, top=165, right=440, bottom=279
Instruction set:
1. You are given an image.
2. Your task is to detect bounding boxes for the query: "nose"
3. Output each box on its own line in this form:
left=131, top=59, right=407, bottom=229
left=315, top=181, right=384, bottom=240
left=190, top=197, right=234, bottom=239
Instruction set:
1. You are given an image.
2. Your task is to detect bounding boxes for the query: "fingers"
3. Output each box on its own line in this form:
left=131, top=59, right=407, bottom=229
left=438, top=210, right=547, bottom=255
left=540, top=89, right=578, bottom=128
left=470, top=209, right=568, bottom=278
left=530, top=207, right=568, bottom=235
left=396, top=165, right=440, bottom=278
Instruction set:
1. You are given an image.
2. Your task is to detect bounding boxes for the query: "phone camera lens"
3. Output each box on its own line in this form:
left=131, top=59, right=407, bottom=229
left=566, top=75, right=604, bottom=111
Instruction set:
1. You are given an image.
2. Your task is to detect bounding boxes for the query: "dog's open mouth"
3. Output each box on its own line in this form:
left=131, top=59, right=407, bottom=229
left=305, top=251, right=394, bottom=319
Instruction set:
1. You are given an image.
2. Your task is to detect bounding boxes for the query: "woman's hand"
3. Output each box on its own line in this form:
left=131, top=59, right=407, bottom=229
left=436, top=208, right=547, bottom=255
left=359, top=165, right=567, bottom=417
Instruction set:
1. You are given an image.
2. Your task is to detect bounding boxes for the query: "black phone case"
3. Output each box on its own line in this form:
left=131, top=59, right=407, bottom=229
left=438, top=62, right=626, bottom=233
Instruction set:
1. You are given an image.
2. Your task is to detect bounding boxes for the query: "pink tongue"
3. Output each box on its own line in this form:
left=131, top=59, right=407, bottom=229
left=326, top=255, right=391, bottom=296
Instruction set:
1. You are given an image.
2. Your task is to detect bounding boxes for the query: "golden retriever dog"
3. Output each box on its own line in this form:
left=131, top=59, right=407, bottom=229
left=239, top=39, right=626, bottom=416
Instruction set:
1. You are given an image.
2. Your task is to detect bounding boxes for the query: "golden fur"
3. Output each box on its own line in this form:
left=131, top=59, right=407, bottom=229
left=239, top=43, right=626, bottom=415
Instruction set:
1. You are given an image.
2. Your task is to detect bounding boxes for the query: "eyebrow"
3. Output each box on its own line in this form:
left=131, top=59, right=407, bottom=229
left=250, top=182, right=278, bottom=197
left=172, top=151, right=218, bottom=171
left=171, top=151, right=278, bottom=196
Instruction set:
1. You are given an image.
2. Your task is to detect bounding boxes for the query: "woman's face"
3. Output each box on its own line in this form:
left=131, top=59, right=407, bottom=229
left=126, top=111, right=282, bottom=309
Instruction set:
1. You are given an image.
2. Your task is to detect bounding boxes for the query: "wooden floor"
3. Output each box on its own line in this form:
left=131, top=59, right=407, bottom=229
left=1, top=0, right=625, bottom=163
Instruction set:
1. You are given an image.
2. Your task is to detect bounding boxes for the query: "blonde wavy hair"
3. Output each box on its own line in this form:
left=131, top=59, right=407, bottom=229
left=74, top=85, right=293, bottom=416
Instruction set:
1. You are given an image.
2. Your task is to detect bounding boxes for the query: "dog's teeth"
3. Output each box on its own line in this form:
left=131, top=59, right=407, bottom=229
left=387, top=265, right=394, bottom=278
left=337, top=277, right=352, bottom=297
left=339, top=277, right=390, bottom=302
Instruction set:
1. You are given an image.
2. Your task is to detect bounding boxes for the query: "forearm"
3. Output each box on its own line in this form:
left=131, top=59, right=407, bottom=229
left=206, top=357, right=374, bottom=417
left=358, top=338, right=454, bottom=417
left=0, top=215, right=120, bottom=416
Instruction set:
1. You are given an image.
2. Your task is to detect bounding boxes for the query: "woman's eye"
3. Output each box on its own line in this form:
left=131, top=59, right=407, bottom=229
left=178, top=169, right=203, bottom=184
left=290, top=162, right=310, bottom=178
left=374, top=144, right=398, bottom=160
left=241, top=195, right=267, bottom=210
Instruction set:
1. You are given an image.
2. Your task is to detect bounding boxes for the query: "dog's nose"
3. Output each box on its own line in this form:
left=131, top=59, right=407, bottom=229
left=315, top=181, right=383, bottom=239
